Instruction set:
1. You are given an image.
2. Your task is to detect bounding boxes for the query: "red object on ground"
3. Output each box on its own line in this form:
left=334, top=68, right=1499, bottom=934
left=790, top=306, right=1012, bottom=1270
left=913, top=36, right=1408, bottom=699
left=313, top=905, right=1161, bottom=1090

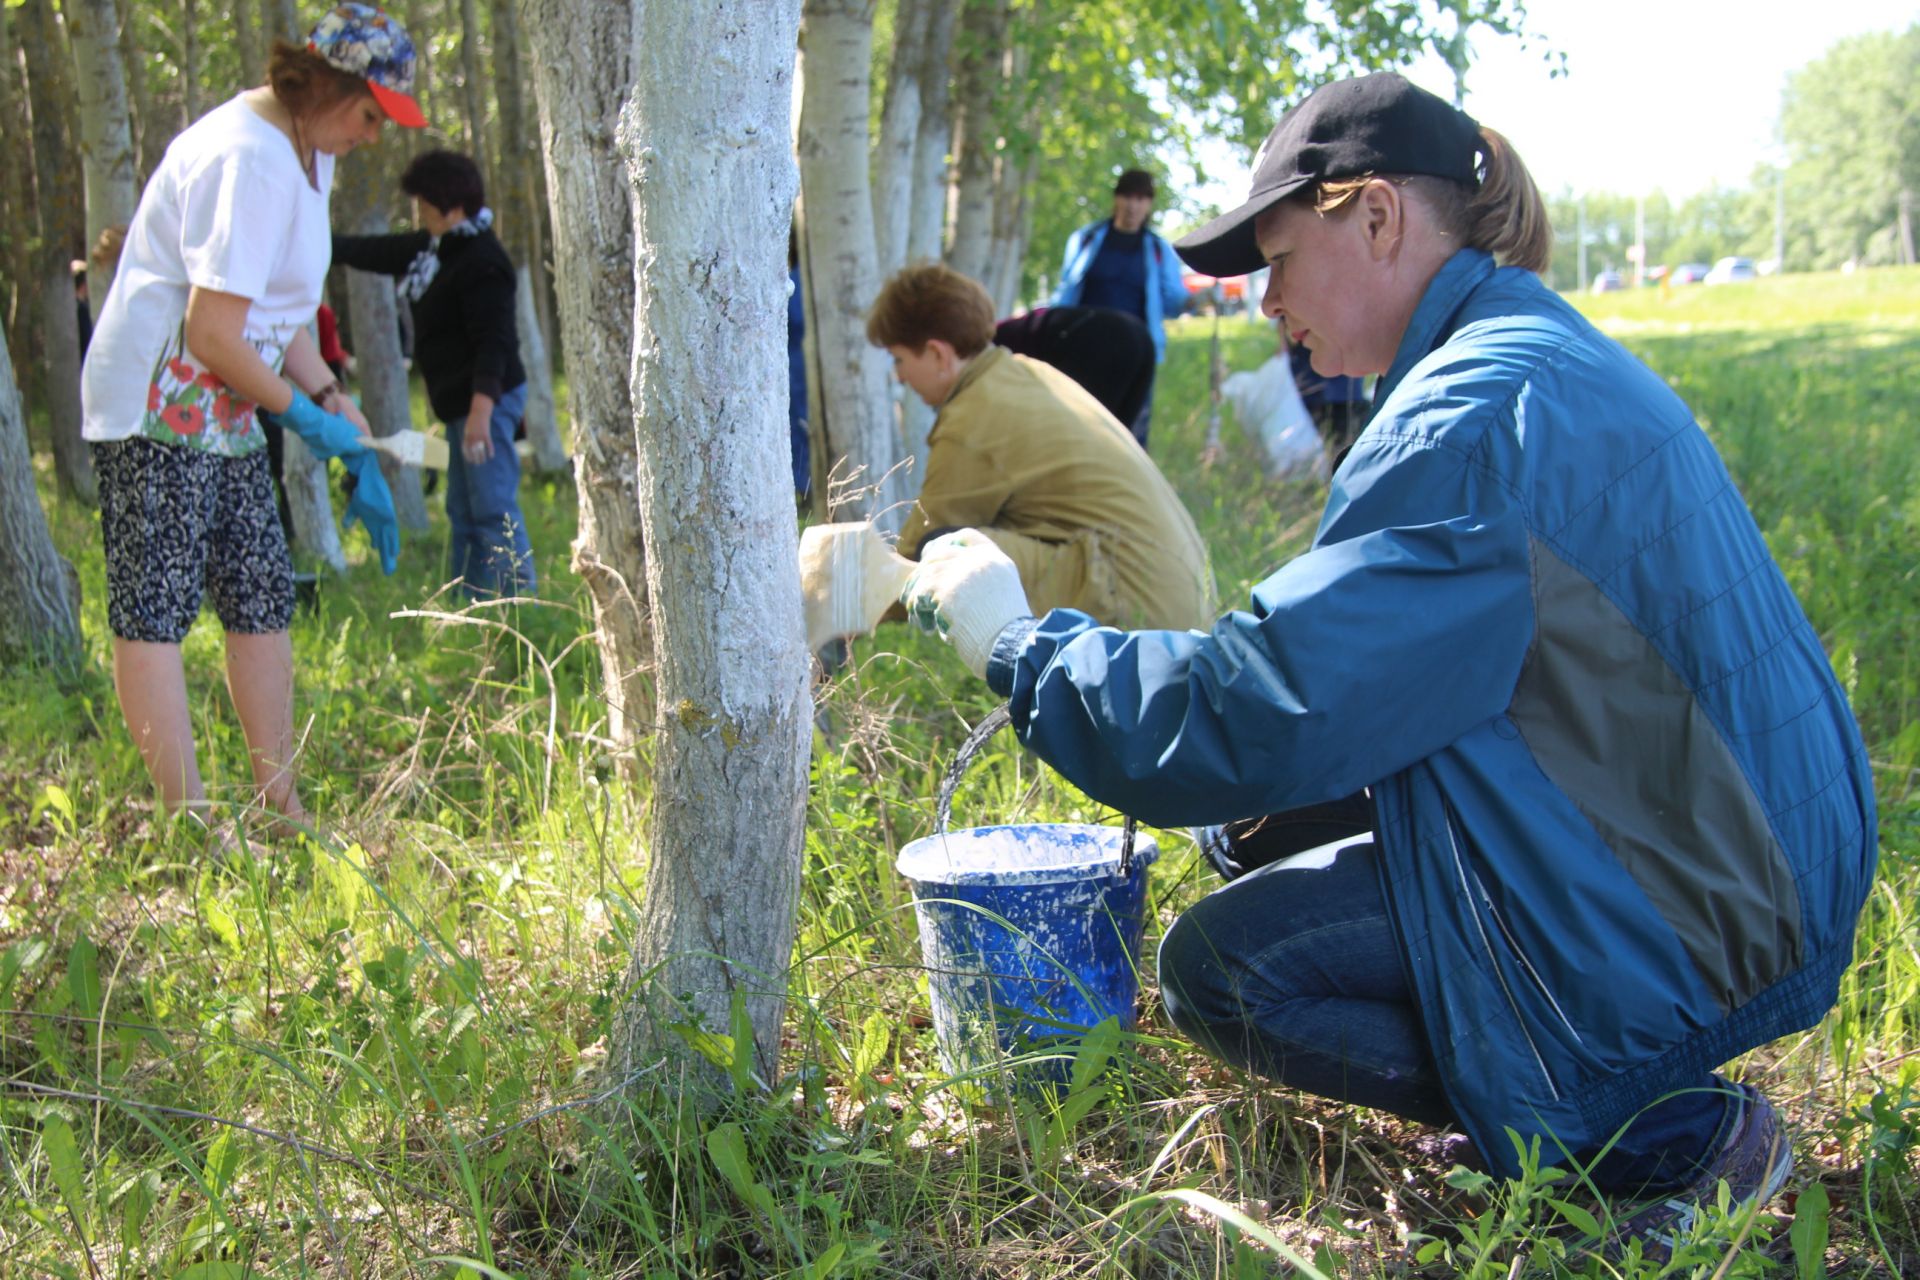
left=317, top=303, right=349, bottom=367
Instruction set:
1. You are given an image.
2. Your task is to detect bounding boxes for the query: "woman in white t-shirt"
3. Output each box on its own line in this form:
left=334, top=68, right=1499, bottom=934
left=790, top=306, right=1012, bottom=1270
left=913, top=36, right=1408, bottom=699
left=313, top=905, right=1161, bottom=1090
left=81, top=3, right=426, bottom=837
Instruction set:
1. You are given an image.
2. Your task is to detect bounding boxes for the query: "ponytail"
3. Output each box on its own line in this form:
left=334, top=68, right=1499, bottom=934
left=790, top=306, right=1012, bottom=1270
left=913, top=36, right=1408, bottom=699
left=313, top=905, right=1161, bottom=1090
left=1464, top=127, right=1551, bottom=274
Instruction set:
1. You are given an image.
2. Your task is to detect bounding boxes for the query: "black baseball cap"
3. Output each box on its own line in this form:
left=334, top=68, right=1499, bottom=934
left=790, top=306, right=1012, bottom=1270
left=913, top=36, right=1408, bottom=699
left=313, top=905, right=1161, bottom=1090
left=1174, top=73, right=1481, bottom=278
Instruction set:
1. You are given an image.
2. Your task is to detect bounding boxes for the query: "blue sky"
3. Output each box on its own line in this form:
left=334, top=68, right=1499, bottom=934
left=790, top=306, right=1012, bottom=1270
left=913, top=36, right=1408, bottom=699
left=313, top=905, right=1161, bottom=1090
left=1187, top=0, right=1918, bottom=209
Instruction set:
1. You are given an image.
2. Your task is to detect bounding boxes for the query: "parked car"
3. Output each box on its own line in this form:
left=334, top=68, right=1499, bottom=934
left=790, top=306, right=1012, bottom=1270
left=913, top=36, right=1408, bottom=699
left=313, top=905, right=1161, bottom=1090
left=1590, top=270, right=1625, bottom=294
left=1182, top=270, right=1248, bottom=313
left=1705, top=256, right=1757, bottom=285
left=1670, top=263, right=1712, bottom=285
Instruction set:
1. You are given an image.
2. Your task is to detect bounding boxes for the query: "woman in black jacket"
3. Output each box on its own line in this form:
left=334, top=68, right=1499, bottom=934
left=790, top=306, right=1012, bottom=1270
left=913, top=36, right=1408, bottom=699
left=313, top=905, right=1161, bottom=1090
left=333, top=150, right=535, bottom=597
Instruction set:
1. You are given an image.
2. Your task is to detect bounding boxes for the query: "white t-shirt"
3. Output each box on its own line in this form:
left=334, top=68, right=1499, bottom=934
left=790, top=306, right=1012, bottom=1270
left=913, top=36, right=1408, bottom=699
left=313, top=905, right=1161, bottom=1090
left=81, top=94, right=335, bottom=456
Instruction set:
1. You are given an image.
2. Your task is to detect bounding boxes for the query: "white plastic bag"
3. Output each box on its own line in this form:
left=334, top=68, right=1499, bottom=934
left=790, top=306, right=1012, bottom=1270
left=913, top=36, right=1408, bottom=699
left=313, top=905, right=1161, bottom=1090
left=1222, top=356, right=1327, bottom=482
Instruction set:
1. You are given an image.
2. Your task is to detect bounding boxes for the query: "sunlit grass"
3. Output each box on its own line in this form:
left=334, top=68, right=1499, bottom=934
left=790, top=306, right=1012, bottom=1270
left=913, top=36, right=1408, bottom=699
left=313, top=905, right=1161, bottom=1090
left=2, top=269, right=1917, bottom=1276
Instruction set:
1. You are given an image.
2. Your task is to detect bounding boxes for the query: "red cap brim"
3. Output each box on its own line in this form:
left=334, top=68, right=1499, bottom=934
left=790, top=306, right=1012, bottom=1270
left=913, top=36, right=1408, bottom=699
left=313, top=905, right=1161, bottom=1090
left=368, top=81, right=427, bottom=129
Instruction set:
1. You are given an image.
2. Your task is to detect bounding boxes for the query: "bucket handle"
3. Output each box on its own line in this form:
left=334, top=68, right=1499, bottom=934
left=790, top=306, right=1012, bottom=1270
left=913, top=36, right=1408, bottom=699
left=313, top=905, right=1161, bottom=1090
left=935, top=702, right=1138, bottom=879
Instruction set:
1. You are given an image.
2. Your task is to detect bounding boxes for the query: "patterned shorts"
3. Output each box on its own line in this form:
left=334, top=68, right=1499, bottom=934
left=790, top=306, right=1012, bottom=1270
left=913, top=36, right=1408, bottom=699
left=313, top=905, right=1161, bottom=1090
left=93, top=438, right=295, bottom=643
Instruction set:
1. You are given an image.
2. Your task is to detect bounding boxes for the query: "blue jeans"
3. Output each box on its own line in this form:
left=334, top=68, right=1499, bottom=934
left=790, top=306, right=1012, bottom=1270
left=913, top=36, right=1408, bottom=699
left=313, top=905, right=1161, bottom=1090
left=1158, top=825, right=1737, bottom=1194
left=446, top=383, right=535, bottom=599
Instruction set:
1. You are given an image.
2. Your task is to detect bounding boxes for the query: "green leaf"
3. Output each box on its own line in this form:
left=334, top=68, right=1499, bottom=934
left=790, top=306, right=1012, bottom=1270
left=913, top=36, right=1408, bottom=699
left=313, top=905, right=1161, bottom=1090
left=704, top=1122, right=776, bottom=1218
left=41, top=1116, right=88, bottom=1228
left=117, top=1169, right=160, bottom=1251
left=851, top=1010, right=889, bottom=1081
left=1789, top=1179, right=1830, bottom=1280
left=1414, top=1238, right=1447, bottom=1264
left=728, top=988, right=757, bottom=1095
left=202, top=1129, right=240, bottom=1197
left=800, top=1241, right=847, bottom=1280
left=667, top=1021, right=736, bottom=1074
left=1547, top=1197, right=1602, bottom=1239
left=67, top=936, right=102, bottom=1017
left=174, top=1263, right=247, bottom=1280
left=0, top=937, right=49, bottom=1002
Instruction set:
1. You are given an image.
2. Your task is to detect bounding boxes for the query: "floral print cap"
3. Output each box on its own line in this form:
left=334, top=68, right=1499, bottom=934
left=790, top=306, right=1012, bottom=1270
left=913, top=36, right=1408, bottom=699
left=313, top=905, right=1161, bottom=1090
left=306, top=3, right=426, bottom=128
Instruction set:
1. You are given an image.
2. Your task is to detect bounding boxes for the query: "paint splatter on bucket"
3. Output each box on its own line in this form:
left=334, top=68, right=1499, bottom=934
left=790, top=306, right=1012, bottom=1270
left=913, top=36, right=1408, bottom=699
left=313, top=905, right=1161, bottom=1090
left=896, top=823, right=1159, bottom=1086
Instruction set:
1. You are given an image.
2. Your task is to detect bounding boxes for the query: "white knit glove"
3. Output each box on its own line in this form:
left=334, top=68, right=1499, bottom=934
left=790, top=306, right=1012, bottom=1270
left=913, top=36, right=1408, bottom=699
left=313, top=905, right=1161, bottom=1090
left=797, top=521, right=917, bottom=651
left=900, top=529, right=1032, bottom=678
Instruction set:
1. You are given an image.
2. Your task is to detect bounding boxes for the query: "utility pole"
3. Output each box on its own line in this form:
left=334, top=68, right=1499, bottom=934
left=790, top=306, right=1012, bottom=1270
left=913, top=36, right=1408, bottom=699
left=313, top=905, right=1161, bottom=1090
left=1774, top=167, right=1786, bottom=272
left=1577, top=196, right=1588, bottom=292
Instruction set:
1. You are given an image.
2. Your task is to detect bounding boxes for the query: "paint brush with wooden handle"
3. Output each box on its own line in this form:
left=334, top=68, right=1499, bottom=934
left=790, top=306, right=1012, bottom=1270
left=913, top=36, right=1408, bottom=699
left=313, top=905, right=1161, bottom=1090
left=365, top=429, right=451, bottom=471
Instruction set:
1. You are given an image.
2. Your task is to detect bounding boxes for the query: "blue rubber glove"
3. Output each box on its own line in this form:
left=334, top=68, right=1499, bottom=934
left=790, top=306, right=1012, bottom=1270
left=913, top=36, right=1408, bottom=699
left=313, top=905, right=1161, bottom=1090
left=342, top=451, right=399, bottom=574
left=272, top=392, right=369, bottom=460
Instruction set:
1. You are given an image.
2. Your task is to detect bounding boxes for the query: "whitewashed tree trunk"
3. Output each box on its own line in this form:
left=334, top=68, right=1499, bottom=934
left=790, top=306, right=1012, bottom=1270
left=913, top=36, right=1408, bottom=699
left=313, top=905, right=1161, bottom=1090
left=609, top=0, right=811, bottom=1097
left=0, top=328, right=82, bottom=666
left=870, top=0, right=929, bottom=277
left=20, top=0, right=96, bottom=506
left=944, top=0, right=1006, bottom=281
left=513, top=264, right=567, bottom=472
left=984, top=147, right=1038, bottom=314
left=908, top=0, right=960, bottom=263
left=341, top=275, right=431, bottom=532
left=280, top=432, right=347, bottom=572
left=798, top=0, right=906, bottom=529
left=65, top=0, right=140, bottom=308
left=521, top=0, right=651, bottom=750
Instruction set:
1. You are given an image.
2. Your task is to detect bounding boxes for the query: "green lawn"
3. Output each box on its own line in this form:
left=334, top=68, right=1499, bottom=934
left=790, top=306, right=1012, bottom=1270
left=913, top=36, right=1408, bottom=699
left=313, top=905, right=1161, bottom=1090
left=2, top=268, right=1917, bottom=1277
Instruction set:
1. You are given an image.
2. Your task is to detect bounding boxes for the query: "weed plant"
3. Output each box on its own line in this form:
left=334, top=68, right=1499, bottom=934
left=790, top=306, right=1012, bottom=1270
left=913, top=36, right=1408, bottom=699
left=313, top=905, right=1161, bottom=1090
left=2, top=271, right=1917, bottom=1277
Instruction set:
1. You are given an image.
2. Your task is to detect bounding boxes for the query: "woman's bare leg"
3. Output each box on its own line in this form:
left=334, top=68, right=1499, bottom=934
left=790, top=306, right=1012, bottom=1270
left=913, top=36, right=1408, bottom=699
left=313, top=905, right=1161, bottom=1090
left=112, top=637, right=207, bottom=817
left=223, top=629, right=307, bottom=824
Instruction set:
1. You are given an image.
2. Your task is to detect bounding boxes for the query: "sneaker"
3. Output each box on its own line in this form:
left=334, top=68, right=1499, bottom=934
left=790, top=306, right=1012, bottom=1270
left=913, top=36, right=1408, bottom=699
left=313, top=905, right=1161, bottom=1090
left=1603, top=1083, right=1792, bottom=1262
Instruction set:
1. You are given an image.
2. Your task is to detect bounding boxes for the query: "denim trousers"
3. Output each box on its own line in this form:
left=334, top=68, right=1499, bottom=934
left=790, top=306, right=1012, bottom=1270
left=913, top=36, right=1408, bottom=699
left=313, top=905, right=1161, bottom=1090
left=1157, top=801, right=1739, bottom=1194
left=446, top=382, right=536, bottom=599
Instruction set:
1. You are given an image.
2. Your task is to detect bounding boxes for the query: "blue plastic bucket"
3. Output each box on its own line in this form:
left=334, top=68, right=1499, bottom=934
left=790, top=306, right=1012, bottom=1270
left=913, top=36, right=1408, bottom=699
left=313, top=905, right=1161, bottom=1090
left=896, top=823, right=1159, bottom=1084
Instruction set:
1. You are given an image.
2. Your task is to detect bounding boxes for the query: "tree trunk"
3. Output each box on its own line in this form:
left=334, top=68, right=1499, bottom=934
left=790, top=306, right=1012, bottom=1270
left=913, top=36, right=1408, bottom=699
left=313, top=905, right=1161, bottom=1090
left=1, top=8, right=35, bottom=397
left=0, top=327, right=82, bottom=666
left=489, top=0, right=564, bottom=474
left=260, top=0, right=298, bottom=42
left=983, top=146, right=1037, bottom=314
left=334, top=152, right=431, bottom=531
left=111, top=0, right=156, bottom=182
left=232, top=0, right=259, bottom=87
left=900, top=0, right=959, bottom=484
left=608, top=0, right=810, bottom=1100
left=521, top=0, right=650, bottom=750
left=871, top=0, right=929, bottom=278
left=512, top=266, right=566, bottom=472
left=181, top=0, right=200, bottom=127
left=798, top=0, right=906, bottom=530
left=20, top=0, right=97, bottom=506
left=64, top=0, right=142, bottom=308
left=456, top=0, right=489, bottom=176
left=944, top=0, right=1007, bottom=281
left=908, top=0, right=960, bottom=263
left=281, top=430, right=347, bottom=571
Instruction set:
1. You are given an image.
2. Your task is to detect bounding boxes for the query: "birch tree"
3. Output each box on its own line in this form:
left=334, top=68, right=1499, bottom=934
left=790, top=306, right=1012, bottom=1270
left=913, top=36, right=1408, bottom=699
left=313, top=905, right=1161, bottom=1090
left=521, top=0, right=650, bottom=748
left=943, top=0, right=1006, bottom=282
left=798, top=0, right=904, bottom=528
left=65, top=0, right=141, bottom=307
left=0, top=329, right=82, bottom=667
left=604, top=0, right=811, bottom=1097
left=20, top=0, right=96, bottom=506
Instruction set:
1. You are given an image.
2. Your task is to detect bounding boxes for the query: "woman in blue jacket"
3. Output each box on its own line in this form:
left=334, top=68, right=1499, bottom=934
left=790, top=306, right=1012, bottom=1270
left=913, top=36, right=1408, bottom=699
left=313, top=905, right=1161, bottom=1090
left=904, top=73, right=1876, bottom=1258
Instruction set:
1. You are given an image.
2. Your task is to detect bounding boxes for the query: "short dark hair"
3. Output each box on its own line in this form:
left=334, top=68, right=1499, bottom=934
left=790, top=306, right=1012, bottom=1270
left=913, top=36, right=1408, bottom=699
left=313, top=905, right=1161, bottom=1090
left=401, top=150, right=486, bottom=217
left=865, top=263, right=997, bottom=358
left=1114, top=168, right=1155, bottom=198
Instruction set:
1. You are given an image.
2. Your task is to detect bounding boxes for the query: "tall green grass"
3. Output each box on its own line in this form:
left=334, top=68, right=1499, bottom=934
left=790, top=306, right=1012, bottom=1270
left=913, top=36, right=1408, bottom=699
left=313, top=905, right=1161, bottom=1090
left=2, top=270, right=1916, bottom=1278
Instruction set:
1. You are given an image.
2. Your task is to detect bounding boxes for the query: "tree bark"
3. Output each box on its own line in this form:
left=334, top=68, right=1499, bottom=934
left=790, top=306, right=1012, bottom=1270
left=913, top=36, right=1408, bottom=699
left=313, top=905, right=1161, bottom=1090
left=63, top=0, right=142, bottom=308
left=489, top=0, right=564, bottom=474
left=260, top=0, right=298, bottom=42
left=608, top=0, right=810, bottom=1100
left=798, top=0, right=907, bottom=530
left=0, top=327, right=82, bottom=667
left=20, top=0, right=97, bottom=506
left=181, top=0, right=201, bottom=127
left=944, top=0, right=1007, bottom=282
left=111, top=0, right=156, bottom=182
left=908, top=0, right=960, bottom=263
left=521, top=0, right=651, bottom=750
left=281, top=430, right=347, bottom=572
left=871, top=0, right=929, bottom=278
left=983, top=145, right=1038, bottom=314
left=456, top=0, right=489, bottom=177
left=512, top=266, right=566, bottom=472
left=232, top=0, right=260, bottom=88
left=333, top=152, right=431, bottom=531
left=1, top=9, right=35, bottom=396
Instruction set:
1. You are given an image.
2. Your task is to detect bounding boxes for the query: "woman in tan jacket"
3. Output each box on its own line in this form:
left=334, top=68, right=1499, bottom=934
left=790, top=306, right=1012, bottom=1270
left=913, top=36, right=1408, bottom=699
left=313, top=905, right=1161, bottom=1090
left=870, top=264, right=1212, bottom=631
